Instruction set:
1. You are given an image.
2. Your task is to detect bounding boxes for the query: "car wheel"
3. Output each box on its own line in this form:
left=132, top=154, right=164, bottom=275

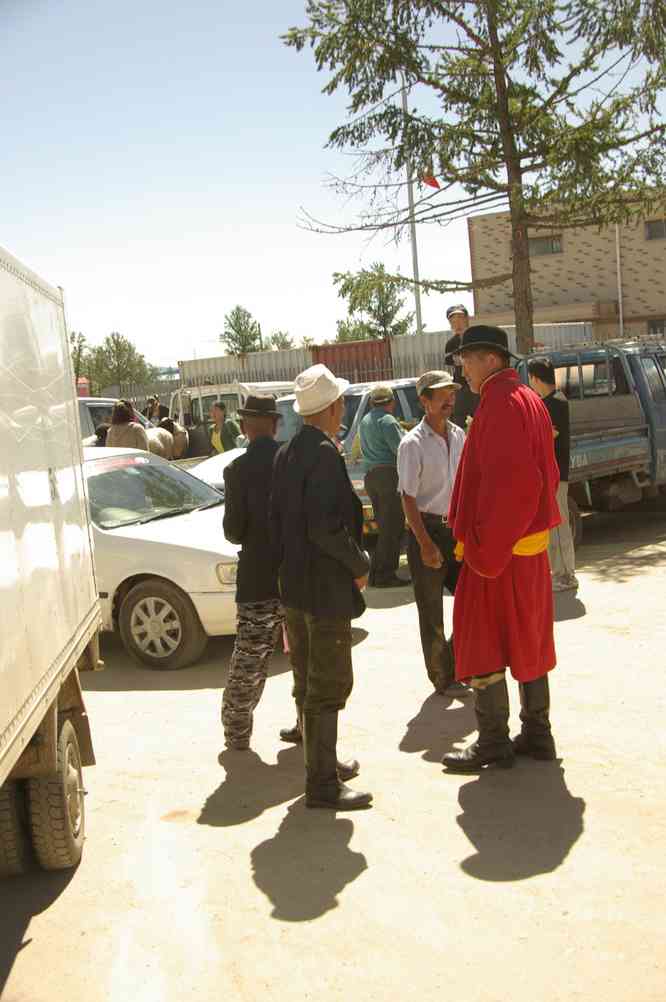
left=27, top=719, right=85, bottom=871
left=119, top=579, right=208, bottom=670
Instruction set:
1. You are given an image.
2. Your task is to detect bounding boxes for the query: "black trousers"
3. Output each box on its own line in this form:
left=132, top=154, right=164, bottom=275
left=406, top=515, right=460, bottom=690
left=284, top=608, right=354, bottom=715
left=364, top=466, right=404, bottom=585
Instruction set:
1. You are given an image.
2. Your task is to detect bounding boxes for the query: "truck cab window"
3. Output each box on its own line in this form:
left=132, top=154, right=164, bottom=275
left=640, top=357, right=666, bottom=403
left=554, top=365, right=581, bottom=399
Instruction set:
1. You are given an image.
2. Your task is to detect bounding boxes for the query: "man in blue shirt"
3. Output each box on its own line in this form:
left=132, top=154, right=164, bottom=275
left=360, top=385, right=406, bottom=588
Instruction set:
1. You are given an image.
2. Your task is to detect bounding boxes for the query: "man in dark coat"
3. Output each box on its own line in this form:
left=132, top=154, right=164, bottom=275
left=271, top=364, right=372, bottom=810
left=445, top=305, right=480, bottom=430
left=221, top=396, right=282, bottom=749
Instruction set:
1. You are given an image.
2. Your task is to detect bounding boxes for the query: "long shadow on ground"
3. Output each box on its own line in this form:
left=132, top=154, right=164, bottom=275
left=0, top=868, right=74, bottom=996
left=399, top=692, right=476, bottom=764
left=456, top=760, right=585, bottom=881
left=250, top=801, right=368, bottom=921
left=197, top=745, right=304, bottom=828
left=83, top=634, right=292, bottom=693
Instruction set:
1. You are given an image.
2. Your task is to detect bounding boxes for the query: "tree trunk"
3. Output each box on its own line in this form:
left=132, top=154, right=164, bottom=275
left=509, top=209, right=534, bottom=356
left=485, top=0, right=535, bottom=355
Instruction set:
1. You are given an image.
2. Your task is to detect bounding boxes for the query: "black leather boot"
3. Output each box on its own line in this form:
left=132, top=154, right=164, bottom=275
left=442, top=675, right=515, bottom=772
left=282, top=710, right=359, bottom=778
left=279, top=721, right=302, bottom=743
left=513, top=676, right=557, bottom=760
left=304, top=712, right=372, bottom=810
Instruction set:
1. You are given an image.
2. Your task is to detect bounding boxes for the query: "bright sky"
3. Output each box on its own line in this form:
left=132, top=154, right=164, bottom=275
left=1, top=0, right=473, bottom=366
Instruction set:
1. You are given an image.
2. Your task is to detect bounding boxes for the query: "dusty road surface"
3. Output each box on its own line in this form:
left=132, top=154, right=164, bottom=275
left=2, top=508, right=666, bottom=1002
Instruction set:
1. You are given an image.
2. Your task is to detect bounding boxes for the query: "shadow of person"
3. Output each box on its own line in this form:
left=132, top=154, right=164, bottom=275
left=250, top=801, right=368, bottom=921
left=399, top=693, right=476, bottom=764
left=0, top=868, right=74, bottom=994
left=197, top=746, right=304, bottom=829
left=554, top=591, right=587, bottom=622
left=456, top=761, right=585, bottom=882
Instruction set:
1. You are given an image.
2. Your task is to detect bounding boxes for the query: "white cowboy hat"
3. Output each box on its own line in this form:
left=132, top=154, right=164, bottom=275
left=293, top=363, right=349, bottom=416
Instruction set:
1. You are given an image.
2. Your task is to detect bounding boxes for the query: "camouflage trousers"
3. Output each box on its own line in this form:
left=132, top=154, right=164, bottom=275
left=221, top=599, right=283, bottom=748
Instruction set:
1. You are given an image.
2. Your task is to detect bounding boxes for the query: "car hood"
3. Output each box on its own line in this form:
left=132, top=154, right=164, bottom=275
left=104, top=503, right=239, bottom=559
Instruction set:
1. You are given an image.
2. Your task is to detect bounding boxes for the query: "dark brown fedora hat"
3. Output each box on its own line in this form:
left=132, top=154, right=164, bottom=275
left=237, top=394, right=280, bottom=418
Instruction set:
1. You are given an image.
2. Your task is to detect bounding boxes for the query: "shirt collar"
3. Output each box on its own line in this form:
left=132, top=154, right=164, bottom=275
left=480, top=367, right=518, bottom=394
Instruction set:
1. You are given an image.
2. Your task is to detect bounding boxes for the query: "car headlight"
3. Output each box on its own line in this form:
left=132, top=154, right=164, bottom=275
left=216, top=562, right=237, bottom=586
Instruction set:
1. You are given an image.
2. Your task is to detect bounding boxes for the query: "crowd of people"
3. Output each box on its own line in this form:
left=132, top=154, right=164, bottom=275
left=220, top=315, right=578, bottom=811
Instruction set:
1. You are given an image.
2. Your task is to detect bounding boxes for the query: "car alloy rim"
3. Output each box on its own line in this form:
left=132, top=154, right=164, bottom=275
left=130, top=596, right=183, bottom=658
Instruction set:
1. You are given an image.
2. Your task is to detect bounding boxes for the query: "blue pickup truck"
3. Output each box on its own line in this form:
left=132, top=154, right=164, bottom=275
left=517, top=339, right=666, bottom=543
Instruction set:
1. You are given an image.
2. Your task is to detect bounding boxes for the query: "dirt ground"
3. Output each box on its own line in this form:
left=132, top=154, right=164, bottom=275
left=2, top=507, right=666, bottom=1002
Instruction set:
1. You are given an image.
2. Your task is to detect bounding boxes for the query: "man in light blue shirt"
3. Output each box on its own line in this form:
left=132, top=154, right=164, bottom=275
left=360, top=385, right=406, bottom=588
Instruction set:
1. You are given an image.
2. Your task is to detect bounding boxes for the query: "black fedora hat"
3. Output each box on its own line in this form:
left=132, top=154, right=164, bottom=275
left=237, top=394, right=280, bottom=418
left=459, top=325, right=522, bottom=359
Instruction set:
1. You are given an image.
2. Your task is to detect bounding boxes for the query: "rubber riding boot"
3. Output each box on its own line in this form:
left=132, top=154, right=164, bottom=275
left=513, top=676, right=557, bottom=760
left=442, top=675, right=515, bottom=772
left=304, top=712, right=372, bottom=810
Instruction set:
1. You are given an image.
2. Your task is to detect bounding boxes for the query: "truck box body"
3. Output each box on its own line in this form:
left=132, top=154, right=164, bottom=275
left=0, top=245, right=100, bottom=808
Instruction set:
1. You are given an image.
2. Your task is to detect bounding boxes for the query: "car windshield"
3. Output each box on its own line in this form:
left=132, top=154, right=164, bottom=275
left=85, top=453, right=223, bottom=529
left=276, top=397, right=303, bottom=443
left=338, top=393, right=363, bottom=440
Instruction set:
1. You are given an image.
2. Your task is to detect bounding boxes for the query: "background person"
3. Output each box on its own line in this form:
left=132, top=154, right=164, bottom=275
left=359, top=384, right=406, bottom=588
left=159, top=417, right=189, bottom=459
left=143, top=395, right=168, bottom=425
left=444, top=304, right=480, bottom=430
left=105, top=400, right=150, bottom=451
left=528, top=358, right=579, bottom=593
left=442, top=326, right=561, bottom=773
left=210, top=401, right=241, bottom=453
left=221, top=396, right=283, bottom=750
left=271, top=363, right=372, bottom=811
left=397, top=371, right=467, bottom=697
left=146, top=424, right=174, bottom=459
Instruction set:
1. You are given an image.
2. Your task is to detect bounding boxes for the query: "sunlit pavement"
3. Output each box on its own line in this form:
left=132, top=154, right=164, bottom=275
left=2, top=506, right=666, bottom=1002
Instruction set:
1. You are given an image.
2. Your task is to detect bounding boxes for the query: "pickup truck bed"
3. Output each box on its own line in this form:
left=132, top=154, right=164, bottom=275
left=570, top=395, right=650, bottom=483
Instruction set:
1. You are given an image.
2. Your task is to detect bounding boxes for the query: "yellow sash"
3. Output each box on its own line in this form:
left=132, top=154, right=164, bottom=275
left=455, top=530, right=549, bottom=563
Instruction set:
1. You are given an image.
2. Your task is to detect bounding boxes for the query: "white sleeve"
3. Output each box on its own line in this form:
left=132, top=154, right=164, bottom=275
left=397, top=437, right=422, bottom=498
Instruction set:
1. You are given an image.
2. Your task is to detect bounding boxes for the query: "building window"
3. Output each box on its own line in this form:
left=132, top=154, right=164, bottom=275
left=645, top=219, right=666, bottom=240
left=648, top=318, right=666, bottom=336
left=528, top=235, right=563, bottom=256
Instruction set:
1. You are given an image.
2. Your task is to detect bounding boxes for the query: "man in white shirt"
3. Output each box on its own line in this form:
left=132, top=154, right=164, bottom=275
left=397, top=371, right=467, bottom=697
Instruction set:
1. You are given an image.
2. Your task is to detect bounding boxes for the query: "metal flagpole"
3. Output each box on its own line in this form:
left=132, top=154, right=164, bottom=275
left=401, top=77, right=424, bottom=336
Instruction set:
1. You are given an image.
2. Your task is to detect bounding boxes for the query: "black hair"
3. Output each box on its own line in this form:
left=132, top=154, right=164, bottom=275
left=527, top=358, right=556, bottom=386
left=111, top=401, right=133, bottom=425
left=212, top=401, right=226, bottom=413
left=159, top=417, right=176, bottom=435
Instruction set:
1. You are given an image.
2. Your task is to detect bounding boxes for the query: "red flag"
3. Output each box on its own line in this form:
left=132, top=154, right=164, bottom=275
left=421, top=173, right=440, bottom=189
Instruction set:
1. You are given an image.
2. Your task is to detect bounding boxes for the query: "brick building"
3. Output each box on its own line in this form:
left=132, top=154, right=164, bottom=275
left=468, top=209, right=666, bottom=341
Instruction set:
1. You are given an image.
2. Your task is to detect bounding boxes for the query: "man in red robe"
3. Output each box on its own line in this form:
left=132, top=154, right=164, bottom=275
left=442, top=326, right=561, bottom=772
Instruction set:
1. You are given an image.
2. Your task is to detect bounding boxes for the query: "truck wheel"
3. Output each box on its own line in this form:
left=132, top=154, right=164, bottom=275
left=0, top=781, right=31, bottom=878
left=119, top=579, right=208, bottom=670
left=27, top=719, right=85, bottom=871
left=568, top=496, right=583, bottom=548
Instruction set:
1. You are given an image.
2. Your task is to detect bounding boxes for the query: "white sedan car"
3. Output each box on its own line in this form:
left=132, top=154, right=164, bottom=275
left=83, top=447, right=239, bottom=670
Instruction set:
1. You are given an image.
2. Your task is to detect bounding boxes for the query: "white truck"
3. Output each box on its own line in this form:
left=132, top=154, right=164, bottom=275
left=0, top=245, right=102, bottom=877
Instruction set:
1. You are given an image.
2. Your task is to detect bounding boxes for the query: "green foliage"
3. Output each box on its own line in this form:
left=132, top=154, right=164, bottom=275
left=334, top=261, right=414, bottom=341
left=284, top=0, right=666, bottom=351
left=270, top=329, right=295, bottom=350
left=68, top=331, right=88, bottom=381
left=85, top=333, right=155, bottom=393
left=220, top=305, right=262, bottom=355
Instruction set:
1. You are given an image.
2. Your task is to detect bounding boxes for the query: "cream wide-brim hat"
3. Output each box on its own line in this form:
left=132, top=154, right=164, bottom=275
left=293, top=363, right=350, bottom=416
